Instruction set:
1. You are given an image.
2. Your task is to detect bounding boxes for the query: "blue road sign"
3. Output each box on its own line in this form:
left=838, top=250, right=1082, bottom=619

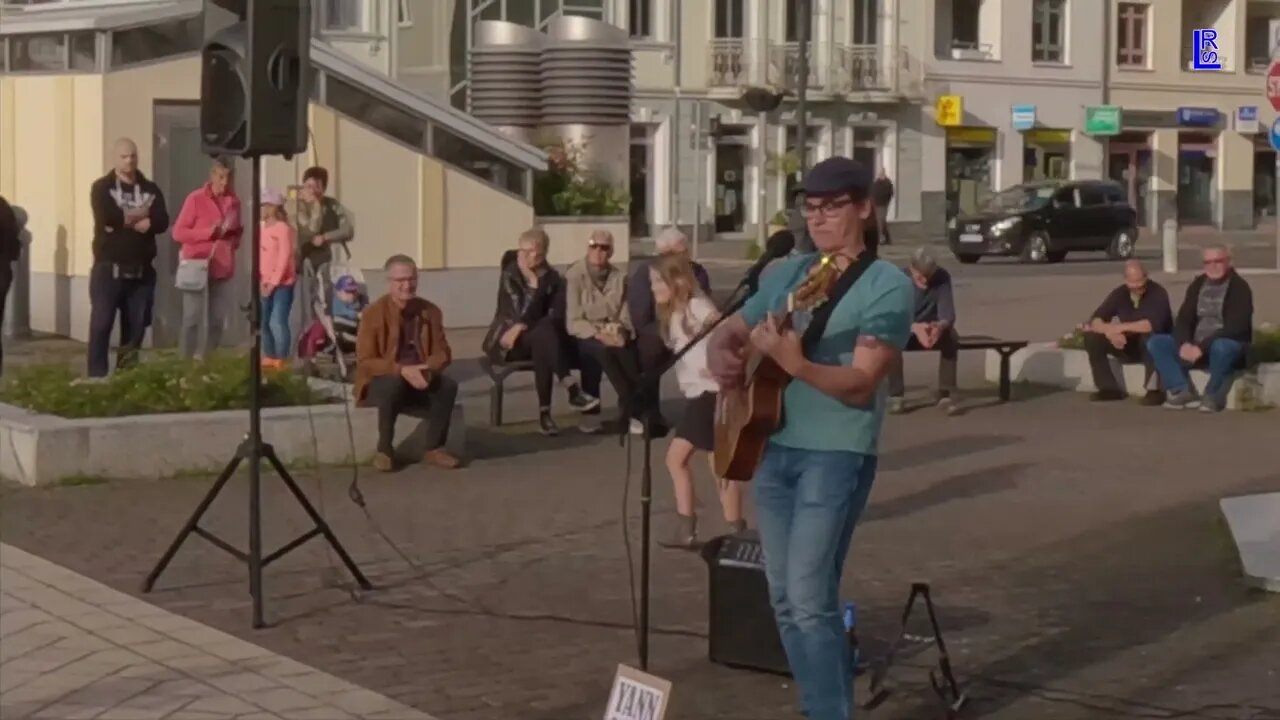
left=1270, top=118, right=1280, bottom=152
left=1191, top=29, right=1222, bottom=71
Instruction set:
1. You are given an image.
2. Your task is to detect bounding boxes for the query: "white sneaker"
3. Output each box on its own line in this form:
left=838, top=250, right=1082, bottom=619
left=629, top=418, right=644, bottom=435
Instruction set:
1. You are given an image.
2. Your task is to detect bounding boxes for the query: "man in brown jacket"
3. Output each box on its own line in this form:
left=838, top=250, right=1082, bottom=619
left=355, top=254, right=460, bottom=472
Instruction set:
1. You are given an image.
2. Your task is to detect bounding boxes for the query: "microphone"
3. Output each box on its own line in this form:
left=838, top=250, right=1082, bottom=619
left=737, top=230, right=796, bottom=293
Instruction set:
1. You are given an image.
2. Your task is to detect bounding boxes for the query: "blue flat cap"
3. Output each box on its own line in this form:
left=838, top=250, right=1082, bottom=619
left=801, top=156, right=871, bottom=197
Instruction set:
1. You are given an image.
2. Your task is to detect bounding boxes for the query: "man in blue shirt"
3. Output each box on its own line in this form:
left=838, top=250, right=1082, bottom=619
left=708, top=157, right=913, bottom=720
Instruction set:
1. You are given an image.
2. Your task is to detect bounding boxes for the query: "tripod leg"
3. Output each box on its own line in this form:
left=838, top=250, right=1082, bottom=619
left=263, top=448, right=373, bottom=590
left=248, top=449, right=265, bottom=629
left=142, top=454, right=243, bottom=592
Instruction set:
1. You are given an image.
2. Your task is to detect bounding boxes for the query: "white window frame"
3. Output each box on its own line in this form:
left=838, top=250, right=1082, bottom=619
left=397, top=0, right=414, bottom=28
left=1031, top=0, right=1067, bottom=64
left=318, top=0, right=375, bottom=34
left=1116, top=1, right=1151, bottom=69
left=844, top=120, right=897, bottom=218
left=701, top=120, right=759, bottom=237
left=629, top=118, right=671, bottom=231
left=774, top=116, right=834, bottom=211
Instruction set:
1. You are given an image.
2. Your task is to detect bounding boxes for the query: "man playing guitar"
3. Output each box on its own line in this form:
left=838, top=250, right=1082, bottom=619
left=708, top=157, right=913, bottom=719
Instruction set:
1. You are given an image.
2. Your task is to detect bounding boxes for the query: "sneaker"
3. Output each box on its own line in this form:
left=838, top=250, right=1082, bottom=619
left=1140, top=391, right=1166, bottom=407
left=567, top=384, right=600, bottom=412
left=578, top=411, right=603, bottom=434
left=938, top=397, right=963, bottom=416
left=888, top=397, right=906, bottom=414
left=1198, top=396, right=1223, bottom=413
left=629, top=418, right=645, bottom=435
left=1090, top=390, right=1126, bottom=402
left=1163, top=390, right=1201, bottom=410
left=372, top=452, right=395, bottom=473
left=538, top=411, right=560, bottom=436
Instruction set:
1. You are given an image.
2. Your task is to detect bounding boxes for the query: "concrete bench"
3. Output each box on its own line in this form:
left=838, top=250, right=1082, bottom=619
left=983, top=344, right=1280, bottom=410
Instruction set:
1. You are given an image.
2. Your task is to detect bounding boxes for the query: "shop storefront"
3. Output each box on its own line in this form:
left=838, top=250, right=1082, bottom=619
left=1254, top=137, right=1277, bottom=221
left=1011, top=104, right=1071, bottom=182
left=945, top=127, right=997, bottom=219
left=1107, top=131, right=1152, bottom=227
left=1175, top=107, right=1222, bottom=226
left=1023, top=129, right=1072, bottom=181
left=712, top=125, right=751, bottom=234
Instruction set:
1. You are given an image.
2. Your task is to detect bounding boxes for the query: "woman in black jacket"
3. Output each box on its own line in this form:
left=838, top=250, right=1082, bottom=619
left=482, top=228, right=599, bottom=434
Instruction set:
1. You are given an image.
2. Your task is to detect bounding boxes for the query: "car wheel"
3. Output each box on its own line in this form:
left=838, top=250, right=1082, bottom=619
left=1047, top=251, right=1067, bottom=263
left=1020, top=232, right=1051, bottom=263
left=955, top=254, right=980, bottom=264
left=1108, top=228, right=1136, bottom=259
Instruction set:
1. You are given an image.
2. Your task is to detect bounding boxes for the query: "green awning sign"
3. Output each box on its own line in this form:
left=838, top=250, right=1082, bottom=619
left=1085, top=106, right=1122, bottom=136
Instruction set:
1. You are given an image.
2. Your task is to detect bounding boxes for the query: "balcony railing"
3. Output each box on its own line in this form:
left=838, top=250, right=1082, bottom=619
left=708, top=39, right=748, bottom=88
left=767, top=42, right=824, bottom=92
left=834, top=45, right=923, bottom=98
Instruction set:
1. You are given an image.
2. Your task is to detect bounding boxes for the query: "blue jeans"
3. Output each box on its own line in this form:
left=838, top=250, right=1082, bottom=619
left=261, top=284, right=295, bottom=360
left=754, top=442, right=878, bottom=720
left=1146, top=334, right=1244, bottom=403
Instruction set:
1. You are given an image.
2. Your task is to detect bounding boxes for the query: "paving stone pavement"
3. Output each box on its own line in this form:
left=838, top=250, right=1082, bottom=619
left=3, top=389, right=1279, bottom=720
left=0, top=544, right=434, bottom=720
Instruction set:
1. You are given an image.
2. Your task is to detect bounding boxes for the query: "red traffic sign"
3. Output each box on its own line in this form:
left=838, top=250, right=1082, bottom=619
left=1269, top=60, right=1280, bottom=111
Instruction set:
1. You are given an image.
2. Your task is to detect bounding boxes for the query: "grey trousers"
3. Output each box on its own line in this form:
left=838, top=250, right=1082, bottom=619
left=179, top=278, right=232, bottom=359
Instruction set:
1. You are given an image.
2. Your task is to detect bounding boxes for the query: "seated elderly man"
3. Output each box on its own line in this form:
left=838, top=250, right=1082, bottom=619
left=1080, top=259, right=1172, bottom=404
left=888, top=248, right=959, bottom=415
left=564, top=229, right=649, bottom=435
left=1147, top=244, right=1254, bottom=412
left=483, top=227, right=599, bottom=436
left=626, top=227, right=710, bottom=428
left=355, top=254, right=461, bottom=472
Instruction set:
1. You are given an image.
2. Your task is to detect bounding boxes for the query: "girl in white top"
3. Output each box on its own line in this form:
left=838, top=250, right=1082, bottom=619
left=649, top=254, right=746, bottom=550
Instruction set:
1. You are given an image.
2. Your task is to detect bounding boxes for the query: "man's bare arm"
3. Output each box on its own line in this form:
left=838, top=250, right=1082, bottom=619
left=708, top=313, right=750, bottom=385
left=789, top=336, right=900, bottom=407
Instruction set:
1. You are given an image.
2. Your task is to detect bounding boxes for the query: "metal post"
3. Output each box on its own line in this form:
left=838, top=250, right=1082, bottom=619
left=1162, top=218, right=1178, bottom=274
left=1275, top=153, right=1280, bottom=271
left=692, top=100, right=704, bottom=256
left=756, top=110, right=769, bottom=250
left=795, top=0, right=810, bottom=178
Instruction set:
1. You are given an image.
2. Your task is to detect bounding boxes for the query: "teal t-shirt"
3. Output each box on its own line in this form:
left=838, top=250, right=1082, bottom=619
left=740, top=254, right=913, bottom=455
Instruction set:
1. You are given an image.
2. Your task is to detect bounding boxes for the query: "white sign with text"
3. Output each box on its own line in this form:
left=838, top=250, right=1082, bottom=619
left=603, top=665, right=671, bottom=720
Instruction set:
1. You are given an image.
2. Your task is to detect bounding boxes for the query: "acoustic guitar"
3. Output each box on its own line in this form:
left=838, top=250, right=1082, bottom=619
left=713, top=257, right=842, bottom=481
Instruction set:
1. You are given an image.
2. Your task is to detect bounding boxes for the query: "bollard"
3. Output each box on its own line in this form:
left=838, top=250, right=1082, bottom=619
left=1161, top=218, right=1178, bottom=274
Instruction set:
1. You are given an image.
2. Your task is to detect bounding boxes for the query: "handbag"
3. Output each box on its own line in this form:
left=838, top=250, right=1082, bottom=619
left=175, top=255, right=211, bottom=292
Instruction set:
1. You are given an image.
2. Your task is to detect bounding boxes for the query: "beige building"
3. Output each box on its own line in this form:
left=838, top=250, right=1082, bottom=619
left=916, top=0, right=1107, bottom=231
left=0, top=0, right=575, bottom=342
left=1105, top=0, right=1280, bottom=230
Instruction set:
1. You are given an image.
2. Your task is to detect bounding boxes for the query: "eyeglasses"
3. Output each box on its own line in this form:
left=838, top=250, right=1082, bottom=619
left=588, top=243, right=613, bottom=251
left=802, top=197, right=856, bottom=218
left=1203, top=258, right=1228, bottom=266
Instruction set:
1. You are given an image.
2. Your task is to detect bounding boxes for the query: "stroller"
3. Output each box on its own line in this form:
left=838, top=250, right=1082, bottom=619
left=297, top=246, right=364, bottom=381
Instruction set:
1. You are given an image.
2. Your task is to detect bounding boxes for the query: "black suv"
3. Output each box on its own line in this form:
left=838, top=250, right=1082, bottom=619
left=947, top=180, right=1139, bottom=264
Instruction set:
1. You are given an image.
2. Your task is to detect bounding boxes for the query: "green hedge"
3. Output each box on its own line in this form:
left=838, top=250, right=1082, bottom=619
left=1057, top=325, right=1280, bottom=366
left=0, top=353, right=321, bottom=419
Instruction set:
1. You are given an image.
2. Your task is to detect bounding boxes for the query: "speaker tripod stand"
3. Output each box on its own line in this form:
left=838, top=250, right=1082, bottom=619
left=141, top=155, right=371, bottom=628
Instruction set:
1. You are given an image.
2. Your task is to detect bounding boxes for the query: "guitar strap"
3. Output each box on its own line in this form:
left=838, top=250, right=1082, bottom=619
left=799, top=251, right=877, bottom=360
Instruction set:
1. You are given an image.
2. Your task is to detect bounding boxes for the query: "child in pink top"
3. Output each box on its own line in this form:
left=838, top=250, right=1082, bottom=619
left=259, top=189, right=297, bottom=367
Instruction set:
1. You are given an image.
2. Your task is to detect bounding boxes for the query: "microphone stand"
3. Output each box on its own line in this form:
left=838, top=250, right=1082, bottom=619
left=622, top=275, right=759, bottom=671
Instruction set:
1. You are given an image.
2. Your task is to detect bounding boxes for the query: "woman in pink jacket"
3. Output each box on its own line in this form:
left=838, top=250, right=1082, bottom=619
left=171, top=158, right=242, bottom=359
left=259, top=189, right=296, bottom=368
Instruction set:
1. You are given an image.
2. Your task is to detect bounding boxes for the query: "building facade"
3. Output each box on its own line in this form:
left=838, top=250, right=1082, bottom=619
left=916, top=0, right=1108, bottom=232
left=1105, top=0, right=1280, bottom=231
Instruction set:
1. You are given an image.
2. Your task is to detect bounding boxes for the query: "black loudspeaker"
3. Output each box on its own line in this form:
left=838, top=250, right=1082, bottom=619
left=701, top=531, right=790, bottom=675
left=201, top=0, right=310, bottom=158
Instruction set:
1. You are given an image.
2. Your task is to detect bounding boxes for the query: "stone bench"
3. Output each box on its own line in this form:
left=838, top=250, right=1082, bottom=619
left=983, top=344, right=1280, bottom=410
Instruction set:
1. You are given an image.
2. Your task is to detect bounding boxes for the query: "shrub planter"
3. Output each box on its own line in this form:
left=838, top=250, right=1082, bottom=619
left=983, top=344, right=1280, bottom=410
left=0, top=390, right=465, bottom=487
